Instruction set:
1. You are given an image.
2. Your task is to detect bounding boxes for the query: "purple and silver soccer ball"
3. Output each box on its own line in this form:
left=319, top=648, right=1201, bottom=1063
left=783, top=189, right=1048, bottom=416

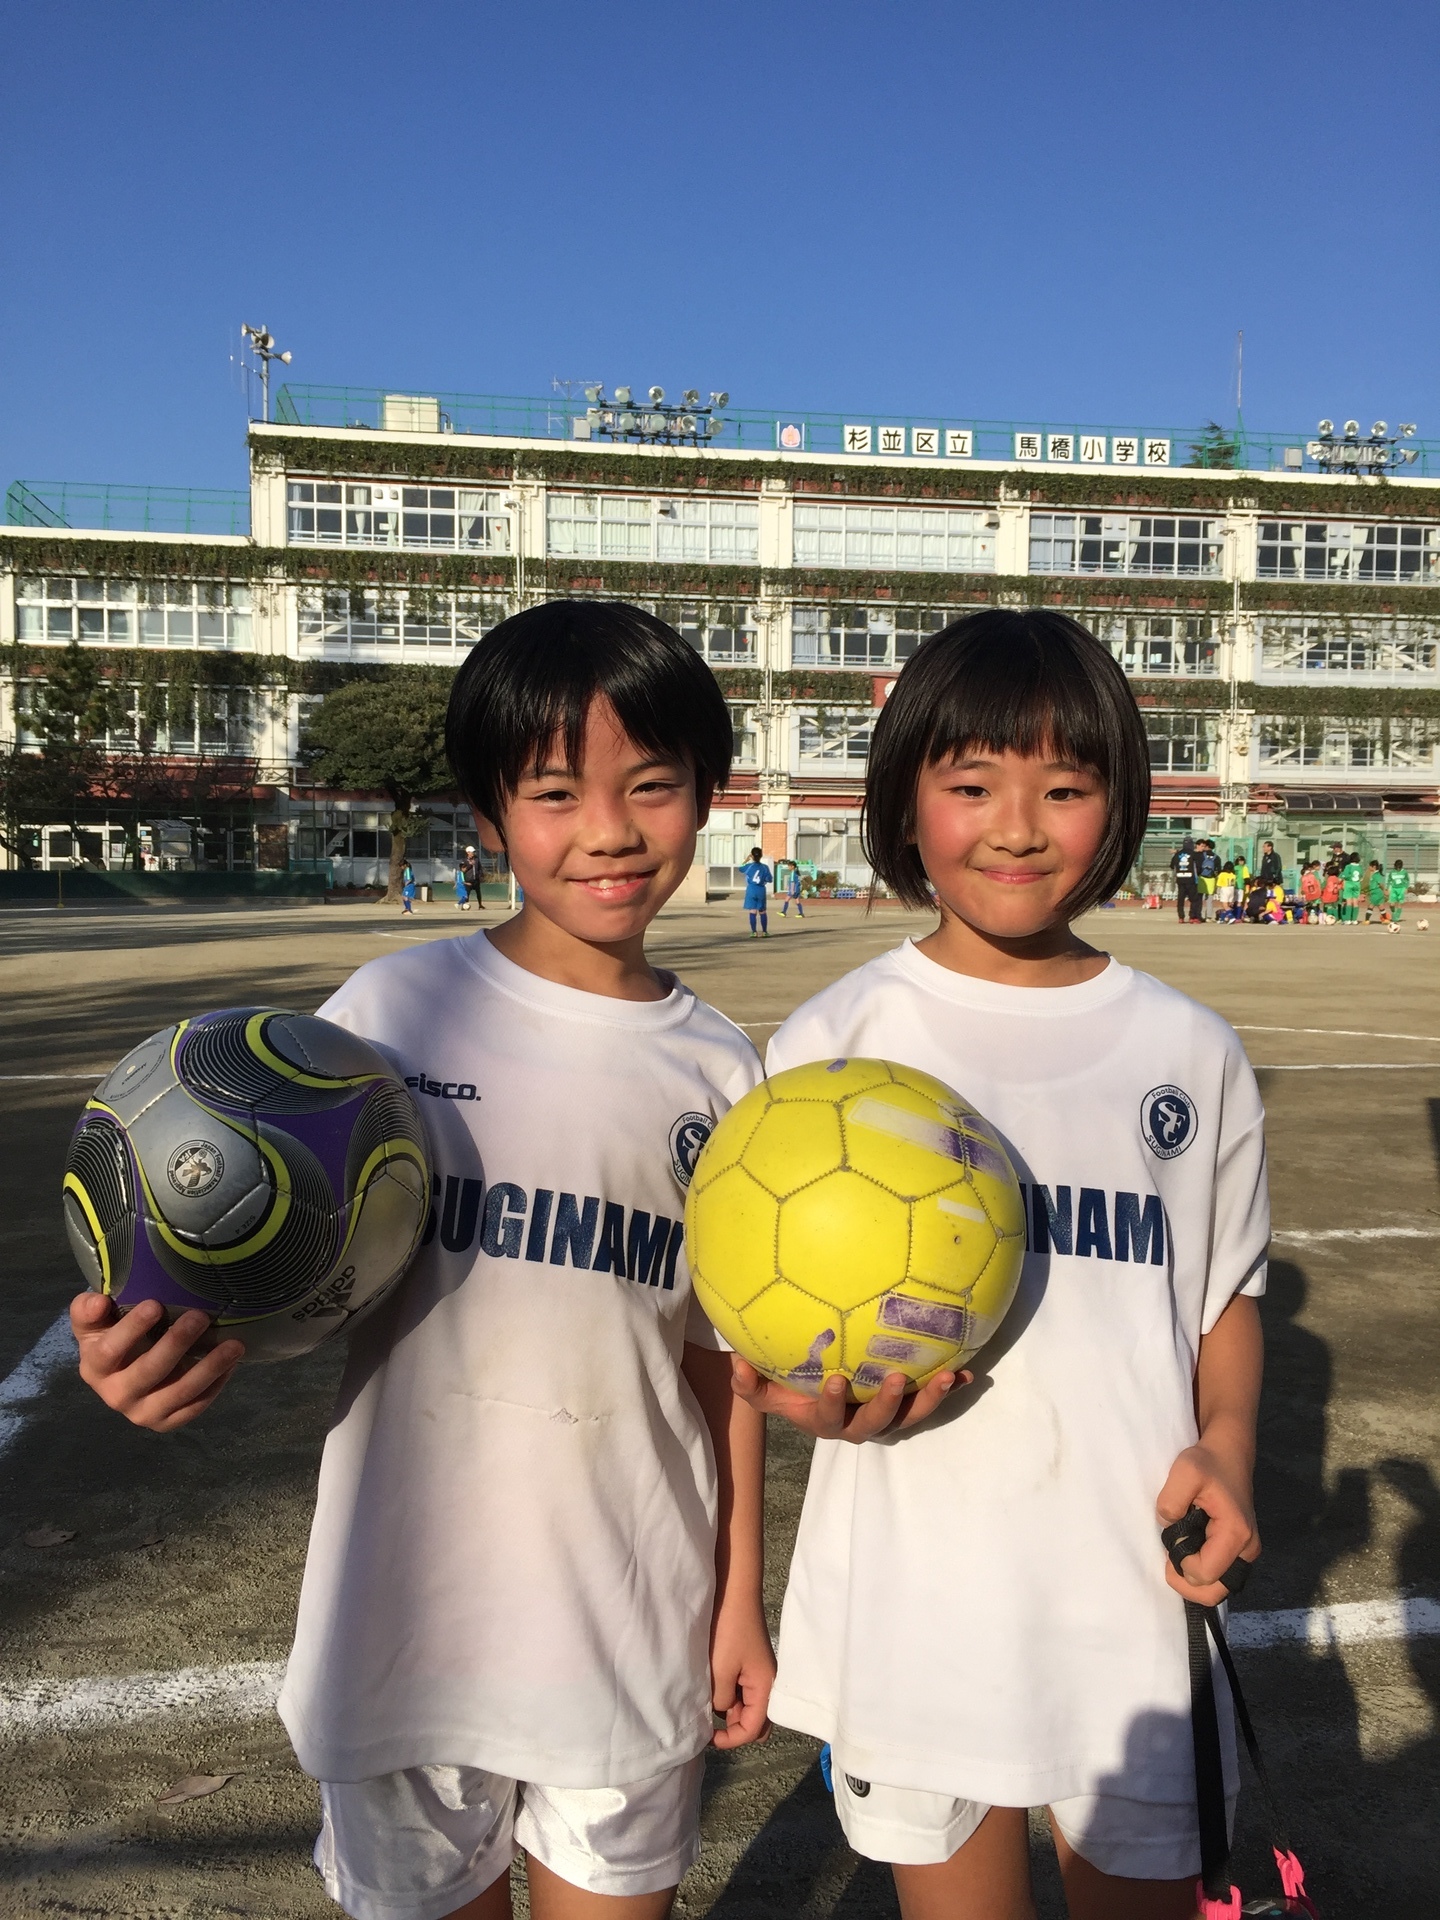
left=62, top=1007, right=432, bottom=1360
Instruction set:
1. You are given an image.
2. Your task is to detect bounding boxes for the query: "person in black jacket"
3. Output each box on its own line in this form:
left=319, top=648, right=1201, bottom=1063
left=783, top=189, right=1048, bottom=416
left=1257, top=840, right=1284, bottom=889
left=1170, top=835, right=1202, bottom=922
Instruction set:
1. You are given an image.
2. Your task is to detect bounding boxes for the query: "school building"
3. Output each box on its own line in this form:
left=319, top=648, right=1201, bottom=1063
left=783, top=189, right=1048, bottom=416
left=6, top=388, right=1440, bottom=896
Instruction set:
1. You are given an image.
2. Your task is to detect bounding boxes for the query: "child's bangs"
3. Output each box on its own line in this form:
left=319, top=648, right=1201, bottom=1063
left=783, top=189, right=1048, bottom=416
left=445, top=600, right=734, bottom=828
left=922, top=659, right=1115, bottom=784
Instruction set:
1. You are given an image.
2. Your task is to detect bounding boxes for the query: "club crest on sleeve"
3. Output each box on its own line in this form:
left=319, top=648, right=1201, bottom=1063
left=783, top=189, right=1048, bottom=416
left=1141, top=1086, right=1197, bottom=1161
left=669, top=1112, right=713, bottom=1187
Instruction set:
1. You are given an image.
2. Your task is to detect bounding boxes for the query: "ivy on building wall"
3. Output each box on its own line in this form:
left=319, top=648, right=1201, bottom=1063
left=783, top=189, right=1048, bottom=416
left=535, top=557, right=761, bottom=600
left=711, top=667, right=875, bottom=704
left=0, top=537, right=515, bottom=594
left=249, top=433, right=1440, bottom=520
left=251, top=435, right=516, bottom=485
left=1129, top=678, right=1440, bottom=719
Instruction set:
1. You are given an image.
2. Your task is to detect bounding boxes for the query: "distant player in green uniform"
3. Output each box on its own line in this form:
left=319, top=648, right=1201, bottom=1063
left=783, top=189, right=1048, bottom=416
left=1340, top=856, right=1362, bottom=924
left=1364, top=860, right=1386, bottom=922
left=1388, top=859, right=1412, bottom=921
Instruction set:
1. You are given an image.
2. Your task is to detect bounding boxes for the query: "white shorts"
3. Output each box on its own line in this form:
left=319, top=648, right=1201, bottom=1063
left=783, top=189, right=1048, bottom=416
left=316, top=1757, right=705, bottom=1920
left=831, top=1756, right=1235, bottom=1882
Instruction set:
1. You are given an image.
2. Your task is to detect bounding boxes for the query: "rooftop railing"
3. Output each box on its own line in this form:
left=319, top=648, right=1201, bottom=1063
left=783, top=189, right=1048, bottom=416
left=5, top=481, right=250, bottom=537
left=272, top=386, right=1440, bottom=478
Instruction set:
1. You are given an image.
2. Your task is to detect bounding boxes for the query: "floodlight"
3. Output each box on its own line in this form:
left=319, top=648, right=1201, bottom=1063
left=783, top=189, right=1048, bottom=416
left=584, top=384, right=603, bottom=402
left=1372, top=421, right=1387, bottom=437
left=1344, top=420, right=1360, bottom=437
left=712, top=391, right=729, bottom=407
left=615, top=385, right=632, bottom=405
left=1318, top=419, right=1333, bottom=435
left=618, top=410, right=636, bottom=431
left=649, top=386, right=665, bottom=402
left=1401, top=422, right=1417, bottom=435
left=683, top=389, right=700, bottom=405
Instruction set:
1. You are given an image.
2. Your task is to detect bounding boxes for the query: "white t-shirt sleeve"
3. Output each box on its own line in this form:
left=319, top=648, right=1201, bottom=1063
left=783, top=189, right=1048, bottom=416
left=1200, top=1034, right=1270, bottom=1332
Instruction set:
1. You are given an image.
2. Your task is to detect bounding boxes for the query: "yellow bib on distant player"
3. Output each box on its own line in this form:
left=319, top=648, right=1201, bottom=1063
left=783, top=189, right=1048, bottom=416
left=685, top=1058, right=1024, bottom=1401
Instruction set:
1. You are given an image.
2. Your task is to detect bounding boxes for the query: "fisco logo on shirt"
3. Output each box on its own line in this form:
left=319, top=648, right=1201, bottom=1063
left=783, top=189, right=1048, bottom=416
left=423, top=1173, right=685, bottom=1289
left=405, top=1074, right=479, bottom=1102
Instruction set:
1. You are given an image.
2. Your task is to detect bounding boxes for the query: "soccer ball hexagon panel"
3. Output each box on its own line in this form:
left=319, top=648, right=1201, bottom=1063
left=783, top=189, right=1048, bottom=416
left=62, top=1007, right=433, bottom=1361
left=685, top=1057, right=1024, bottom=1401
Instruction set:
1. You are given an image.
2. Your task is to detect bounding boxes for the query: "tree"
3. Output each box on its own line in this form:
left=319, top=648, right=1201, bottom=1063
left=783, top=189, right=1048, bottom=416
left=0, top=643, right=115, bottom=864
left=1187, top=422, right=1239, bottom=470
left=301, top=670, right=455, bottom=899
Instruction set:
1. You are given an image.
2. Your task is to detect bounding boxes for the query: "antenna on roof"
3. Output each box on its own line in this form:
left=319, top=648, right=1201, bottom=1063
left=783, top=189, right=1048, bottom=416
left=240, top=324, right=292, bottom=422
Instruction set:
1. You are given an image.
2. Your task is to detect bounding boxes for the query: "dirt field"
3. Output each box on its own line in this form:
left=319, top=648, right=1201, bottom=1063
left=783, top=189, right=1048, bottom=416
left=0, top=897, right=1435, bottom=1915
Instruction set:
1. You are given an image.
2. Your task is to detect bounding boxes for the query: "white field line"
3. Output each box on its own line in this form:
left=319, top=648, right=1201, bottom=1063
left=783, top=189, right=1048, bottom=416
left=5, top=1598, right=1438, bottom=1738
left=1228, top=1596, right=1440, bottom=1651
left=0, top=1661, right=287, bottom=1736
left=1252, top=1063, right=1440, bottom=1071
left=1237, top=1025, right=1440, bottom=1045
left=1272, top=1227, right=1440, bottom=1243
left=0, top=1072, right=107, bottom=1081
left=0, top=1313, right=78, bottom=1457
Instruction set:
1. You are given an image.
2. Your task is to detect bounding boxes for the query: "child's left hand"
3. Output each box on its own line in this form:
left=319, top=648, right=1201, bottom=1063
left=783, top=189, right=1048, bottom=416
left=709, top=1600, right=776, bottom=1750
left=1156, top=1434, right=1260, bottom=1609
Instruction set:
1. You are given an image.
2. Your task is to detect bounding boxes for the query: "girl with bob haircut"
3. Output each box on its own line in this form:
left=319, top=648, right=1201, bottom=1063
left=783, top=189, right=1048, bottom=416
left=740, top=609, right=1270, bottom=1919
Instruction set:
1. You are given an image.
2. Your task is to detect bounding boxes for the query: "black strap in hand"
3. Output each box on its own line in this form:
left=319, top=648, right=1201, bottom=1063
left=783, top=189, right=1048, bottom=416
left=1161, top=1506, right=1293, bottom=1905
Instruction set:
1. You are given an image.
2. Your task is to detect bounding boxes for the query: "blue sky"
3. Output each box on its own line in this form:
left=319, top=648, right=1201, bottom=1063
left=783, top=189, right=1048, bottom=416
left=2, top=0, right=1437, bottom=490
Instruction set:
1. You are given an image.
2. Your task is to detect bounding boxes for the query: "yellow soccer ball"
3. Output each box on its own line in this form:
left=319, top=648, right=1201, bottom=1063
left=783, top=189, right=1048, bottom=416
left=686, top=1057, right=1025, bottom=1401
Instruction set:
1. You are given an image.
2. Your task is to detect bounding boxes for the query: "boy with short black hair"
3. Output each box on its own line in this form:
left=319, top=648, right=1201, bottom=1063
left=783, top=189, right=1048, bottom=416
left=72, top=600, right=774, bottom=1920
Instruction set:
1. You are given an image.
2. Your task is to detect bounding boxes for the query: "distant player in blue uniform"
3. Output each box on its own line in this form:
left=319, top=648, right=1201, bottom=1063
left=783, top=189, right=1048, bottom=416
left=780, top=864, right=805, bottom=918
left=741, top=846, right=772, bottom=936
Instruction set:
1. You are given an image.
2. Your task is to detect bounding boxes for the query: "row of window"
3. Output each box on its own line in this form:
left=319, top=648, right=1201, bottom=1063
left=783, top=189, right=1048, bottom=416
left=546, top=494, right=760, bottom=564
left=1029, top=516, right=1223, bottom=578
left=1257, top=522, right=1440, bottom=583
left=792, top=505, right=996, bottom=572
left=298, top=589, right=506, bottom=651
left=15, top=684, right=261, bottom=756
left=13, top=576, right=1440, bottom=684
left=1143, top=711, right=1440, bottom=773
left=15, top=577, right=253, bottom=648
left=287, top=483, right=512, bottom=553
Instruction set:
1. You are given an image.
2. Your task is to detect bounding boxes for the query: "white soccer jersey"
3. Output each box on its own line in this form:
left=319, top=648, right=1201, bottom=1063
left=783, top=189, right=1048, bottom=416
left=277, top=932, right=761, bottom=1787
left=766, top=941, right=1268, bottom=1809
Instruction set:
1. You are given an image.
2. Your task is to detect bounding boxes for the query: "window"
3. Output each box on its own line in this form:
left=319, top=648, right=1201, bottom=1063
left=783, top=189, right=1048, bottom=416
left=1256, top=716, right=1440, bottom=770
left=286, top=480, right=511, bottom=553
left=798, top=709, right=874, bottom=763
left=728, top=704, right=758, bottom=766
left=298, top=588, right=506, bottom=653
left=795, top=819, right=869, bottom=877
left=792, top=505, right=994, bottom=572
left=1256, top=521, right=1440, bottom=584
left=1146, top=711, right=1217, bottom=772
left=545, top=493, right=759, bottom=563
left=15, top=577, right=252, bottom=648
left=1258, top=618, right=1440, bottom=676
left=669, top=602, right=758, bottom=664
left=657, top=498, right=759, bottom=563
left=791, top=605, right=947, bottom=668
left=1029, top=515, right=1222, bottom=576
left=1104, top=615, right=1220, bottom=676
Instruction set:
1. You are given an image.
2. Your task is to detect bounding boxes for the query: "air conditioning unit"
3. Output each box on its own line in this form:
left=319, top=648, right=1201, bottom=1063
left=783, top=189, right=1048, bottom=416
left=382, top=392, right=442, bottom=434
left=744, top=812, right=761, bottom=828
